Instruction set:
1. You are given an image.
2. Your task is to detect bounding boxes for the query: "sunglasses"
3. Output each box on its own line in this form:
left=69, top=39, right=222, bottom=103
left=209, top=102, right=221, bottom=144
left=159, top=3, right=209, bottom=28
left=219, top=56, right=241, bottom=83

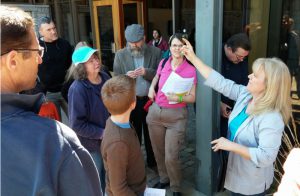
left=1, top=47, right=44, bottom=58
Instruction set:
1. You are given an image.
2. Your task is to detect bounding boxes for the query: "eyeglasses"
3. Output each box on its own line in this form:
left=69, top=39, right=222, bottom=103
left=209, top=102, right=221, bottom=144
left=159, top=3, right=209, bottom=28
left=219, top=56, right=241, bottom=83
left=234, top=52, right=247, bottom=60
left=15, top=48, right=44, bottom=58
left=171, top=44, right=184, bottom=48
left=1, top=47, right=44, bottom=57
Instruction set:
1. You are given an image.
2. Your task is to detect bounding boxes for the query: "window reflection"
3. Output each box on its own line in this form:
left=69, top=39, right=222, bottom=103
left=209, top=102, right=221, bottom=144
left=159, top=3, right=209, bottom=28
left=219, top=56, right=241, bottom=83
left=280, top=0, right=300, bottom=98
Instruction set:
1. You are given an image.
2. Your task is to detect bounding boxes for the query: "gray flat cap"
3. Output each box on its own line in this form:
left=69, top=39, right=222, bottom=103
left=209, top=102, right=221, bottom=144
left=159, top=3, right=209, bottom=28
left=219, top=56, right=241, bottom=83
left=125, top=24, right=144, bottom=43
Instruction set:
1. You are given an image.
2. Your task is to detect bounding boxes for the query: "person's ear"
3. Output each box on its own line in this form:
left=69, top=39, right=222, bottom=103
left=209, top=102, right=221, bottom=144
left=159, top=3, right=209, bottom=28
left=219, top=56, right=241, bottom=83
left=131, top=100, right=136, bottom=110
left=39, top=27, right=44, bottom=37
left=5, top=51, right=19, bottom=71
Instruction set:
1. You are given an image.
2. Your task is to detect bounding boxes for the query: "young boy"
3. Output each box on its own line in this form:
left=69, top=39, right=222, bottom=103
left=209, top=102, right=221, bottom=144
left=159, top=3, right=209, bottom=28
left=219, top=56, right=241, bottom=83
left=101, top=75, right=146, bottom=196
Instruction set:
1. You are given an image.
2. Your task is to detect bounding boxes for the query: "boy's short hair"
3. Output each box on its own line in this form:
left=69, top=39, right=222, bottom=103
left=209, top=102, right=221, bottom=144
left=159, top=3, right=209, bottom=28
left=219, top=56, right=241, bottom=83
left=101, top=75, right=136, bottom=115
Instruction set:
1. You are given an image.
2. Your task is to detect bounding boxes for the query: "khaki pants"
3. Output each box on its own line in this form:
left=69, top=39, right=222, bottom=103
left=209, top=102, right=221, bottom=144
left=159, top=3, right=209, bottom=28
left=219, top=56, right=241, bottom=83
left=146, top=102, right=187, bottom=192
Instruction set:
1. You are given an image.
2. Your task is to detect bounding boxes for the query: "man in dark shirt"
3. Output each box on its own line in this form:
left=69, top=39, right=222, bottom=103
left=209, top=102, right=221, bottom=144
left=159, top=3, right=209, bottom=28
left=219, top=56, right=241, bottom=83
left=38, top=16, right=73, bottom=118
left=220, top=33, right=251, bottom=138
left=1, top=5, right=102, bottom=196
left=217, top=33, right=251, bottom=192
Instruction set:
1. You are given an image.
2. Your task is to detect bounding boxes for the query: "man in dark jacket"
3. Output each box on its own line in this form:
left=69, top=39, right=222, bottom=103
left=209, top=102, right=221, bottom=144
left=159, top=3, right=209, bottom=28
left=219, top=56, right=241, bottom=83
left=220, top=33, right=251, bottom=138
left=217, top=33, right=251, bottom=191
left=38, top=16, right=73, bottom=118
left=0, top=5, right=102, bottom=196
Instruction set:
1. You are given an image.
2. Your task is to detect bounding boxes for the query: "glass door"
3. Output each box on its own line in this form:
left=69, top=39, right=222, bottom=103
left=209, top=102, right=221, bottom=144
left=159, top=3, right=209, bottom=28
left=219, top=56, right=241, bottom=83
left=92, top=0, right=146, bottom=70
left=123, top=0, right=146, bottom=46
left=92, top=0, right=118, bottom=70
left=97, top=4, right=115, bottom=70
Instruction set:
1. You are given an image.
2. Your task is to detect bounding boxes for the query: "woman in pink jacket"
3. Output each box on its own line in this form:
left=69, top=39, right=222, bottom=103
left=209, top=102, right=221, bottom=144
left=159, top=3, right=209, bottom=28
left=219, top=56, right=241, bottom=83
left=148, top=29, right=169, bottom=53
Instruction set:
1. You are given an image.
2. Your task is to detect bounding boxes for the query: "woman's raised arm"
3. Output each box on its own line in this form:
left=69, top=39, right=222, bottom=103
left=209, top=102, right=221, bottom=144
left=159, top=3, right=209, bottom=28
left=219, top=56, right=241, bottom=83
left=181, top=38, right=213, bottom=79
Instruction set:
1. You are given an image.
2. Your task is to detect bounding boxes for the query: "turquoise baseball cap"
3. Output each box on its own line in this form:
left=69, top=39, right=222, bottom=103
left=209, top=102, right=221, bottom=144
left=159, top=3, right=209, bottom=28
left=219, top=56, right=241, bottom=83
left=72, top=46, right=98, bottom=66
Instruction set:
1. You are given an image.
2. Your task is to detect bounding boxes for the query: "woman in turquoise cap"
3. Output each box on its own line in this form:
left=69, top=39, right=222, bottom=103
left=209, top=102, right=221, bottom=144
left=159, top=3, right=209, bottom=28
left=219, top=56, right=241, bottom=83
left=68, top=46, right=110, bottom=194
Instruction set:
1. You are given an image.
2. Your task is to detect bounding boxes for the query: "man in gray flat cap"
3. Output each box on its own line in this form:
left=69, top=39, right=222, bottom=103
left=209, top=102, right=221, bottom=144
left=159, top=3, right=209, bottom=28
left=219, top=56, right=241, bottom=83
left=113, top=24, right=161, bottom=169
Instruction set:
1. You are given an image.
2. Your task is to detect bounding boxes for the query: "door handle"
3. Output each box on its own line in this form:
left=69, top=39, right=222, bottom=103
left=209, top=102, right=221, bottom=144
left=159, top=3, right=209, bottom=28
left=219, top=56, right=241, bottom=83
left=111, top=42, right=116, bottom=53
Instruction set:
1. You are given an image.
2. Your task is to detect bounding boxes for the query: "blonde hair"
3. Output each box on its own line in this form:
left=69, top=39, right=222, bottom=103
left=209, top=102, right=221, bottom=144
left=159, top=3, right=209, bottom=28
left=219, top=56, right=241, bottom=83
left=250, top=58, right=292, bottom=124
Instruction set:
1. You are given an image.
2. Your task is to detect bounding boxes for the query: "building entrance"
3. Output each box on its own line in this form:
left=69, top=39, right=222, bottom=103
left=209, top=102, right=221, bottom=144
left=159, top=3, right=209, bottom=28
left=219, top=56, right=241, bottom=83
left=91, top=0, right=147, bottom=70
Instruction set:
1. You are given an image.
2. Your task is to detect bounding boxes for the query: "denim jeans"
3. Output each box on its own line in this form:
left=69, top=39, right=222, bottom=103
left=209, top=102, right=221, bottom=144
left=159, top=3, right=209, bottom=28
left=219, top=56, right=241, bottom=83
left=90, top=152, right=106, bottom=194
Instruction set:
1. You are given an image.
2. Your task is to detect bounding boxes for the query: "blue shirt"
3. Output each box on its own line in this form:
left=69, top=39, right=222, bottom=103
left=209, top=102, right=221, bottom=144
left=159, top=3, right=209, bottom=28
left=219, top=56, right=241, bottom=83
left=113, top=121, right=131, bottom=129
left=133, top=56, right=150, bottom=96
left=228, top=105, right=249, bottom=141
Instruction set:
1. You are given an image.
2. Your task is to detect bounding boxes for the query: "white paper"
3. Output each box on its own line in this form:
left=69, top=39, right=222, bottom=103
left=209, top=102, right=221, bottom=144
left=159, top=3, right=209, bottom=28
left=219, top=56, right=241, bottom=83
left=144, top=187, right=166, bottom=196
left=161, top=72, right=194, bottom=104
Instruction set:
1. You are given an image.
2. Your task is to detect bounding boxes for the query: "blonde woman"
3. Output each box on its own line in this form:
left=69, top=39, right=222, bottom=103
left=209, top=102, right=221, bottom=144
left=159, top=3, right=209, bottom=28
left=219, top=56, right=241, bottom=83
left=182, top=38, right=292, bottom=196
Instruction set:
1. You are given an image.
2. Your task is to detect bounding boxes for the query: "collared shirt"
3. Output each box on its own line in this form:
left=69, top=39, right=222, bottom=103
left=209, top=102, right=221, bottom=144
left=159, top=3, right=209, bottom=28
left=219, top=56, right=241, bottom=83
left=133, top=56, right=150, bottom=96
left=113, top=121, right=131, bottom=129
left=155, top=57, right=197, bottom=108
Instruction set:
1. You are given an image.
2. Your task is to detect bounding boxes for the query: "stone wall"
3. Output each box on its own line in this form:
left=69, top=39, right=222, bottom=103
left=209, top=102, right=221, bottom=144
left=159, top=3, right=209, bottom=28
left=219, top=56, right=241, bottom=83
left=3, top=4, right=51, bottom=34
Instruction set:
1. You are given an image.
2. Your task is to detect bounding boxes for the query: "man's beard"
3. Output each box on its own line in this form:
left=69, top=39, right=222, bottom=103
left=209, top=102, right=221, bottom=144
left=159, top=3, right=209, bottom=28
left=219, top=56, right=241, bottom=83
left=127, top=44, right=145, bottom=58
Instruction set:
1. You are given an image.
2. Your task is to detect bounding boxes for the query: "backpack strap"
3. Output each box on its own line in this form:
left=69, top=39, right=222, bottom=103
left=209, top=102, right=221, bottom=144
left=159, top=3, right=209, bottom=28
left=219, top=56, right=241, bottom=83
left=158, top=57, right=169, bottom=76
left=161, top=56, right=169, bottom=69
left=155, top=57, right=169, bottom=93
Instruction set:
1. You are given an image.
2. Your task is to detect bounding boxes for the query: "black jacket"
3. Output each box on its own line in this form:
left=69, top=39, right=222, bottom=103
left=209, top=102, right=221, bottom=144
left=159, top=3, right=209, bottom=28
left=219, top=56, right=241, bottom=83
left=221, top=47, right=249, bottom=108
left=38, top=38, right=73, bottom=92
left=1, top=93, right=102, bottom=196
